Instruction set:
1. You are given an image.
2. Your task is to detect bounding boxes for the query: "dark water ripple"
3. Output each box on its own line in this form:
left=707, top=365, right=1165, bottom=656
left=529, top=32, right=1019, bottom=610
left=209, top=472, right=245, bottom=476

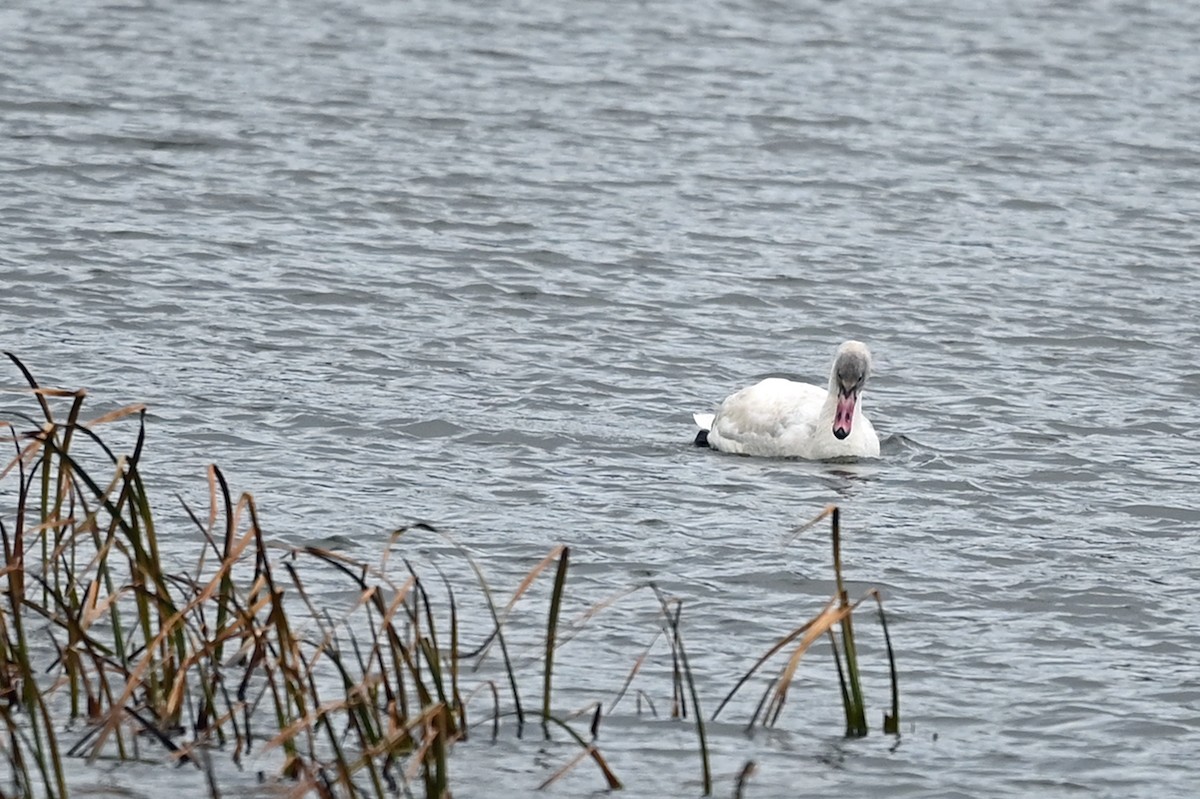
left=3, top=0, right=1200, bottom=796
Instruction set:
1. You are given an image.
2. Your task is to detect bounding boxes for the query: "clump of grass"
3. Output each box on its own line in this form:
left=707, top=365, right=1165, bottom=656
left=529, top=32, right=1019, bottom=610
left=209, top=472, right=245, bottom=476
left=0, top=354, right=898, bottom=799
left=0, top=352, right=623, bottom=798
left=714, top=504, right=901, bottom=739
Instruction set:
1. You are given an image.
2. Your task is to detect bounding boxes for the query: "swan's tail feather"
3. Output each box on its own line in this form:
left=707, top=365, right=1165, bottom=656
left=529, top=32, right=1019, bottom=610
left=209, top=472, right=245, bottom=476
left=693, top=412, right=715, bottom=431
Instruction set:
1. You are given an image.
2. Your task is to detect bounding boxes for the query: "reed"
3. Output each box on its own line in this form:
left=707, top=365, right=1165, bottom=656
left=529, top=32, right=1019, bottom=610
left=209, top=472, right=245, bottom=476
left=0, top=355, right=899, bottom=798
left=652, top=585, right=711, bottom=795
left=713, top=504, right=901, bottom=740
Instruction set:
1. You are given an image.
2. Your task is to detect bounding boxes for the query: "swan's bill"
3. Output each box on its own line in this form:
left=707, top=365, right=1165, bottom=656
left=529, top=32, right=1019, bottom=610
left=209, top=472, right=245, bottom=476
left=834, top=391, right=856, bottom=439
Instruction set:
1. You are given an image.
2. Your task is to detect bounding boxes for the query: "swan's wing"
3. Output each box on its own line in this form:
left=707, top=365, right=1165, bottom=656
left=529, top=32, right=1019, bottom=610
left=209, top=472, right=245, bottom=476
left=714, top=378, right=827, bottom=431
left=709, top=378, right=828, bottom=455
left=693, top=412, right=715, bottom=431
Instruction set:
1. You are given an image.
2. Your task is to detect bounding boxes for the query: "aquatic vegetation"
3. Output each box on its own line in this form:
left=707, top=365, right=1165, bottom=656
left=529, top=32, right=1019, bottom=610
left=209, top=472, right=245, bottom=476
left=713, top=505, right=900, bottom=739
left=0, top=353, right=898, bottom=798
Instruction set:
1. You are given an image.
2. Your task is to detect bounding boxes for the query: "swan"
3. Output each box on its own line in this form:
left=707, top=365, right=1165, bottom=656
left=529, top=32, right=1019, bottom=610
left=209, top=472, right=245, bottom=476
left=693, top=340, right=881, bottom=459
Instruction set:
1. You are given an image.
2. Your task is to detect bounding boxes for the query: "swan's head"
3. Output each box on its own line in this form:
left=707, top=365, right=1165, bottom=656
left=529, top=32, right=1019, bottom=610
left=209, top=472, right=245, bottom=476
left=831, top=341, right=872, bottom=440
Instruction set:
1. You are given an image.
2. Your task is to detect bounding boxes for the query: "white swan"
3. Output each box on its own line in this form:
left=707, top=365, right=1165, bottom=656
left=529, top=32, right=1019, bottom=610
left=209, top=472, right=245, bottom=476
left=693, top=340, right=881, bottom=459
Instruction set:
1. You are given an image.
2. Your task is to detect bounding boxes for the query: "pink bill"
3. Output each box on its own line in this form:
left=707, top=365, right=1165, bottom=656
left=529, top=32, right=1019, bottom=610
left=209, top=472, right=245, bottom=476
left=834, top=394, right=856, bottom=438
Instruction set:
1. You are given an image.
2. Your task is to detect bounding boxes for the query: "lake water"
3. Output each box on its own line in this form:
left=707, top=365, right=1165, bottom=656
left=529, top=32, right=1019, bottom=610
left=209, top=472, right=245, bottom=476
left=2, top=0, right=1199, bottom=796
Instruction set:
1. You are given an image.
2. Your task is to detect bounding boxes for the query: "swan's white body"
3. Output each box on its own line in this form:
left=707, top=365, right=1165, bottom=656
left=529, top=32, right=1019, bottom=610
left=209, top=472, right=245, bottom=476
left=694, top=341, right=881, bottom=460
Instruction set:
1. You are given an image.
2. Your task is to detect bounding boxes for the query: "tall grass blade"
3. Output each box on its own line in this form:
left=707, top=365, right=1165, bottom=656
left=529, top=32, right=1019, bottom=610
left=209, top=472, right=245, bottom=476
left=829, top=506, right=868, bottom=737
left=873, top=591, right=901, bottom=735
left=541, top=545, right=570, bottom=737
left=652, top=586, right=711, bottom=796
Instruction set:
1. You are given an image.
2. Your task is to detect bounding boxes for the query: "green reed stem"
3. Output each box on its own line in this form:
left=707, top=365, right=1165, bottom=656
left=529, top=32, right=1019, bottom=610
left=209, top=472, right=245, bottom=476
left=831, top=507, right=868, bottom=737
left=875, top=594, right=901, bottom=735
left=653, top=586, right=711, bottom=795
left=542, top=546, right=570, bottom=738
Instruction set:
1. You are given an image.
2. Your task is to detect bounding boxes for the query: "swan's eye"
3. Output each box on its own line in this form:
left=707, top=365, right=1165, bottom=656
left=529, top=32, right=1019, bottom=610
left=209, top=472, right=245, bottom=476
left=837, top=376, right=863, bottom=395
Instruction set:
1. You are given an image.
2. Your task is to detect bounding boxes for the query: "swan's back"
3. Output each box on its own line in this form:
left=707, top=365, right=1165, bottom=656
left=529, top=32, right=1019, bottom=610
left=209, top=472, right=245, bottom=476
left=705, top=378, right=830, bottom=457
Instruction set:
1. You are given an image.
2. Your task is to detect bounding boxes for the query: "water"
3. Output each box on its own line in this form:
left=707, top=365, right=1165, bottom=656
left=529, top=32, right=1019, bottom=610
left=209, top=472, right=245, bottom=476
left=3, top=0, right=1200, bottom=796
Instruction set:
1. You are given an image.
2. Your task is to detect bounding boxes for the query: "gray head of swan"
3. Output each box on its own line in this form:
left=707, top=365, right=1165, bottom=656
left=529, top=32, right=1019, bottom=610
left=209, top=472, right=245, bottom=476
left=831, top=342, right=872, bottom=440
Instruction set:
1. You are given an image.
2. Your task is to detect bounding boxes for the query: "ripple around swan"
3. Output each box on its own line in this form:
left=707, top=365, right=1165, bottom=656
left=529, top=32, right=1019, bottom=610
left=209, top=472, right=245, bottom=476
left=3, top=0, right=1200, bottom=797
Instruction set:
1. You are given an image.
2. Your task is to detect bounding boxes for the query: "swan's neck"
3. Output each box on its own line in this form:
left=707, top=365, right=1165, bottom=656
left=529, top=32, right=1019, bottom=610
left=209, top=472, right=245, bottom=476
left=819, top=378, right=841, bottom=424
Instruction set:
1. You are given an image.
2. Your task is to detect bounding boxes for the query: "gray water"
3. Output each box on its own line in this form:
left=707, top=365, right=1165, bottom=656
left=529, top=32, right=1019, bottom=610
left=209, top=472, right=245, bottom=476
left=3, top=0, right=1200, bottom=796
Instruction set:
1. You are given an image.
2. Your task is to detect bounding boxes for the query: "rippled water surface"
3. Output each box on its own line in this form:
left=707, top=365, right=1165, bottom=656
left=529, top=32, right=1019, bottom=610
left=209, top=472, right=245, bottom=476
left=3, top=0, right=1200, bottom=796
